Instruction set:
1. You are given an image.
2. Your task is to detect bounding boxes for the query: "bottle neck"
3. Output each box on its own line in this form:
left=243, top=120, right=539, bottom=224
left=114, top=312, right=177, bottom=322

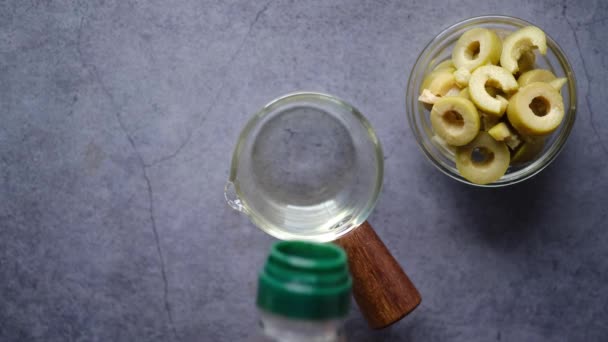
left=259, top=311, right=346, bottom=342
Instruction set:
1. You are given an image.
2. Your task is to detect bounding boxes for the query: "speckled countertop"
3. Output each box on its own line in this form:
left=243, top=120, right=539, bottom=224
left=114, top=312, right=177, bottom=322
left=1, top=0, right=607, bottom=341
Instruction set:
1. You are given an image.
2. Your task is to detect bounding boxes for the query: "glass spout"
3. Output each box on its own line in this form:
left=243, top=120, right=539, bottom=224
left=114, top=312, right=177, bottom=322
left=224, top=181, right=246, bottom=213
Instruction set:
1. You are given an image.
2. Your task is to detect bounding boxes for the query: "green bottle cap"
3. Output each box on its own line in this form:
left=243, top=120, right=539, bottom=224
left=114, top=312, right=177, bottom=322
left=256, top=241, right=352, bottom=320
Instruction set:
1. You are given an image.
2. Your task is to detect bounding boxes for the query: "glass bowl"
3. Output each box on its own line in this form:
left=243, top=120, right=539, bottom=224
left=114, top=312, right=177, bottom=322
left=225, top=92, right=383, bottom=242
left=406, top=15, right=577, bottom=187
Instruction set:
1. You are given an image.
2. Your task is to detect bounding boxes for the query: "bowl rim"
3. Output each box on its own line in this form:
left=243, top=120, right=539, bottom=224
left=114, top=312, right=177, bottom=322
left=406, top=15, right=577, bottom=187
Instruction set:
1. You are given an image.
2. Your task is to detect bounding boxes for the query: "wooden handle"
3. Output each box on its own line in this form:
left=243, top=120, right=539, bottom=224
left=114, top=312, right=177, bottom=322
left=335, top=221, right=421, bottom=329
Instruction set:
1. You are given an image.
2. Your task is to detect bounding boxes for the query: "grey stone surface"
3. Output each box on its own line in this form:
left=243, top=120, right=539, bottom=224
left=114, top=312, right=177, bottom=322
left=1, top=0, right=607, bottom=341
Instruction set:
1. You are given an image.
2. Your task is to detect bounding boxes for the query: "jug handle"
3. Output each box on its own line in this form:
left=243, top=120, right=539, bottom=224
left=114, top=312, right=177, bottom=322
left=335, top=221, right=421, bottom=329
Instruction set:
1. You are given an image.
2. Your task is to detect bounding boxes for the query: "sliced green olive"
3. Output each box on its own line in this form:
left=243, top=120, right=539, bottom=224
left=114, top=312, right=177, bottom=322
left=488, top=122, right=522, bottom=150
left=517, top=50, right=536, bottom=75
left=500, top=26, right=547, bottom=74
left=549, top=77, right=568, bottom=92
left=418, top=89, right=441, bottom=105
left=452, top=28, right=502, bottom=71
left=420, top=69, right=458, bottom=96
left=488, top=122, right=511, bottom=141
left=456, top=132, right=510, bottom=185
left=433, top=59, right=455, bottom=72
left=480, top=112, right=500, bottom=131
left=430, top=97, right=480, bottom=146
left=518, top=69, right=556, bottom=87
left=458, top=87, right=470, bottom=100
left=454, top=67, right=472, bottom=88
left=511, top=137, right=546, bottom=164
left=469, top=65, right=519, bottom=116
left=507, top=82, right=565, bottom=136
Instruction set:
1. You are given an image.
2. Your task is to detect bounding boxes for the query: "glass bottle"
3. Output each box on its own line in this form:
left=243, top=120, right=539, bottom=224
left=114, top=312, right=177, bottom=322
left=253, top=241, right=352, bottom=342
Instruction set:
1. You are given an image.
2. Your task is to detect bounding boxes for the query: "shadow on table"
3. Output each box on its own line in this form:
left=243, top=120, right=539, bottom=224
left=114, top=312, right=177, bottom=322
left=436, top=159, right=564, bottom=246
left=344, top=308, right=404, bottom=342
left=344, top=307, right=436, bottom=341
